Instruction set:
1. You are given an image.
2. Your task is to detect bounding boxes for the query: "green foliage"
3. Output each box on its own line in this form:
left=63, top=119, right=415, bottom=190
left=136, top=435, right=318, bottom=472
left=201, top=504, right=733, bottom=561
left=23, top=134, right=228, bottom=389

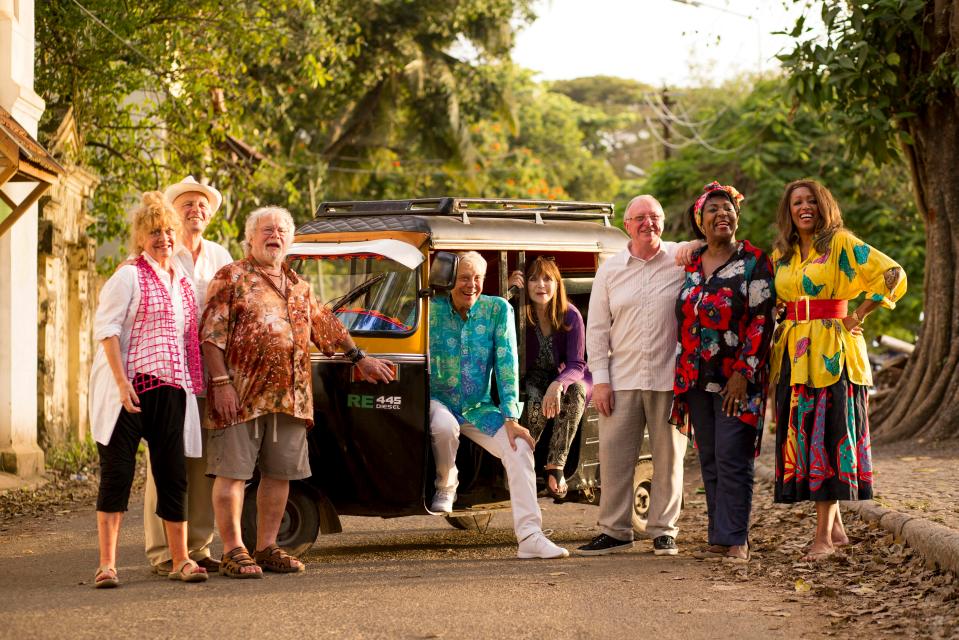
left=487, top=75, right=619, bottom=201
left=640, top=77, right=924, bottom=340
left=36, top=0, right=539, bottom=253
left=45, top=435, right=99, bottom=474
left=551, top=76, right=656, bottom=108
left=777, top=0, right=954, bottom=164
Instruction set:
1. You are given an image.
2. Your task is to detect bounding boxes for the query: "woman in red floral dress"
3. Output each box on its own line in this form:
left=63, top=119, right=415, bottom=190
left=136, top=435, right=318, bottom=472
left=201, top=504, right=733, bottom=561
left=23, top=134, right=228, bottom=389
left=671, top=182, right=776, bottom=563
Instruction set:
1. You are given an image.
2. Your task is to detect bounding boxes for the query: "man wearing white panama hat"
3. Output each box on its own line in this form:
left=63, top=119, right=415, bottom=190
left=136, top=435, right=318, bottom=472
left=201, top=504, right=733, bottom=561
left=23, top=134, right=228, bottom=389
left=143, top=176, right=234, bottom=576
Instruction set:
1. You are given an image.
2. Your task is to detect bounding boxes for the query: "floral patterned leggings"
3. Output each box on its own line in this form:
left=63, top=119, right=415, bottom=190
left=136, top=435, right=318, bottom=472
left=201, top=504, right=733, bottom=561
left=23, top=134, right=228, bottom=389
left=523, top=381, right=587, bottom=468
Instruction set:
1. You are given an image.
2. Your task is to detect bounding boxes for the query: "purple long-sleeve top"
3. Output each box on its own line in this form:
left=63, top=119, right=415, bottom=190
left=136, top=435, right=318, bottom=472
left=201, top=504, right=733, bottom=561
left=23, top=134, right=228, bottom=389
left=523, top=305, right=592, bottom=402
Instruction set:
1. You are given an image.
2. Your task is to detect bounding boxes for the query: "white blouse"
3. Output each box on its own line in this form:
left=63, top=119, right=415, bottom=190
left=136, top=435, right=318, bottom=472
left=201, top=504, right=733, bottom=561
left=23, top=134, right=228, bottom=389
left=174, top=238, right=234, bottom=308
left=88, top=253, right=201, bottom=457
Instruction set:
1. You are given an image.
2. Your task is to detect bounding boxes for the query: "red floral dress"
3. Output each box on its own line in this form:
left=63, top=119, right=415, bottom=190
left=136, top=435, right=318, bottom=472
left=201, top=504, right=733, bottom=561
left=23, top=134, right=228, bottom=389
left=670, top=241, right=776, bottom=449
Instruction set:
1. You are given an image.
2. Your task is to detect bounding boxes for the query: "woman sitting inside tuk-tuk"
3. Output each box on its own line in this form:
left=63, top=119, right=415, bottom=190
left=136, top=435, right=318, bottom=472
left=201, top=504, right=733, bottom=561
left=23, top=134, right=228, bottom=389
left=509, top=257, right=591, bottom=499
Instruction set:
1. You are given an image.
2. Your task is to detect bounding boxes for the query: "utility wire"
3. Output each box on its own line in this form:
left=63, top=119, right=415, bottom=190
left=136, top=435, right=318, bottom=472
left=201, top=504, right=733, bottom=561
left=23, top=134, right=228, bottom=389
left=68, top=0, right=160, bottom=70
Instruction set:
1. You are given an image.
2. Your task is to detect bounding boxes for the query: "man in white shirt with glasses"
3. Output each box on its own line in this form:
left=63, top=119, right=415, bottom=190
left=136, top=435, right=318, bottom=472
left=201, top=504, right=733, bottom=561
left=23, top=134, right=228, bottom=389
left=577, top=195, right=690, bottom=557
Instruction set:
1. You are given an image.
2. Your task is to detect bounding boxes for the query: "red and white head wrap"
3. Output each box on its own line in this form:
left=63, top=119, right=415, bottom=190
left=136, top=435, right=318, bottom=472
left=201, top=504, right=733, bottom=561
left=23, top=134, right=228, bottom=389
left=693, top=181, right=745, bottom=234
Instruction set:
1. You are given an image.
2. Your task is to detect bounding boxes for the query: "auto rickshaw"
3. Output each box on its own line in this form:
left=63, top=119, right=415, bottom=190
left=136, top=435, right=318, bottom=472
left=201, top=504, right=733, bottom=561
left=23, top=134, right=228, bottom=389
left=241, top=197, right=657, bottom=555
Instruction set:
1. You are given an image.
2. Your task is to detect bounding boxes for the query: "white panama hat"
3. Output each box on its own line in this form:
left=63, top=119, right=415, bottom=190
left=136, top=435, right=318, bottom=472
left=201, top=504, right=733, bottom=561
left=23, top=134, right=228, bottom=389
left=163, top=175, right=223, bottom=214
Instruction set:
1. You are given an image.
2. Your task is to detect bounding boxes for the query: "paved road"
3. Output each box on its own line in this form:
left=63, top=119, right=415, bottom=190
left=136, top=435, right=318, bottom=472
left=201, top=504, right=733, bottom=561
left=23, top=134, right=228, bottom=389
left=0, top=468, right=829, bottom=640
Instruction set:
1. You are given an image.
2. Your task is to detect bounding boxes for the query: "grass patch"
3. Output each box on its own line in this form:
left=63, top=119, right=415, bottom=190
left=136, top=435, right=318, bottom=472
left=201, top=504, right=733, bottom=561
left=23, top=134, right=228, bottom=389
left=45, top=436, right=99, bottom=475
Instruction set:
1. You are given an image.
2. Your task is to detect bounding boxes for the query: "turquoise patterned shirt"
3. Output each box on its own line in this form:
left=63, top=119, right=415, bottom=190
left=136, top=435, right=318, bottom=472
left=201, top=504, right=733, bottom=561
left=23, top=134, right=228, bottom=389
left=429, top=295, right=520, bottom=435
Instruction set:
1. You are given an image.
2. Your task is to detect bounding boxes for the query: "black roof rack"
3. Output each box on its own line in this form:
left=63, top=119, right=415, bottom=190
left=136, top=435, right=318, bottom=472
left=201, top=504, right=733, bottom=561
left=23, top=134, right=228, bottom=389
left=315, top=197, right=614, bottom=225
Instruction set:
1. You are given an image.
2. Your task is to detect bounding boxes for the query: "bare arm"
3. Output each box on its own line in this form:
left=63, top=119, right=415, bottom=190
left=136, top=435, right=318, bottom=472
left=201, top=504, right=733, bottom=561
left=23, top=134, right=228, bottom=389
left=203, top=341, right=239, bottom=424
left=842, top=299, right=880, bottom=335
left=102, top=336, right=140, bottom=413
left=674, top=239, right=705, bottom=266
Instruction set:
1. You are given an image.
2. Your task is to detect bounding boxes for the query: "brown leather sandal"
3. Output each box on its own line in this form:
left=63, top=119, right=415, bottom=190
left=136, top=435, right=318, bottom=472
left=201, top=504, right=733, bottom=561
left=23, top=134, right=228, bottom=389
left=219, top=546, right=263, bottom=579
left=253, top=544, right=305, bottom=573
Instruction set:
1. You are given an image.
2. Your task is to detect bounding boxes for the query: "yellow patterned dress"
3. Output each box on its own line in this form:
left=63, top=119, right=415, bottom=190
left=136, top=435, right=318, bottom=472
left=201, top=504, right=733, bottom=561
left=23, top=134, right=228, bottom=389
left=771, top=230, right=906, bottom=502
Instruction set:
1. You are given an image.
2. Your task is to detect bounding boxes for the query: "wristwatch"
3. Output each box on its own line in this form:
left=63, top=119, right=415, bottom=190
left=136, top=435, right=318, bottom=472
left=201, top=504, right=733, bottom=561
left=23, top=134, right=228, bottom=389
left=345, top=346, right=366, bottom=364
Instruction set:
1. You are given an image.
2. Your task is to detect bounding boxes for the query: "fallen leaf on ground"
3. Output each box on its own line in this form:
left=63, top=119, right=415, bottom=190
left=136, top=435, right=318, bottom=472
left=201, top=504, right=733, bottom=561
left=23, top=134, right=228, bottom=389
left=847, top=585, right=877, bottom=595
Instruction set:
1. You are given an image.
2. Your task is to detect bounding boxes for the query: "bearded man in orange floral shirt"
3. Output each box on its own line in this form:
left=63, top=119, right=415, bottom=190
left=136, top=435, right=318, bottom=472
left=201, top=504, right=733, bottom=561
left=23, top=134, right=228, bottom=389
left=201, top=206, right=394, bottom=578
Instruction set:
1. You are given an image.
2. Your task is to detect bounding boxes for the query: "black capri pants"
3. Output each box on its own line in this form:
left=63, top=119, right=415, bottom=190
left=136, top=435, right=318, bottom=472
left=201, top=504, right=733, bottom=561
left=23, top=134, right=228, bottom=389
left=96, top=374, right=188, bottom=521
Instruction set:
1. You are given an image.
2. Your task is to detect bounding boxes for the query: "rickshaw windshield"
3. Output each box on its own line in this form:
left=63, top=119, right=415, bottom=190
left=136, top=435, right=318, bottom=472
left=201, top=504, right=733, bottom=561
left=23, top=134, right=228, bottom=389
left=290, top=254, right=419, bottom=335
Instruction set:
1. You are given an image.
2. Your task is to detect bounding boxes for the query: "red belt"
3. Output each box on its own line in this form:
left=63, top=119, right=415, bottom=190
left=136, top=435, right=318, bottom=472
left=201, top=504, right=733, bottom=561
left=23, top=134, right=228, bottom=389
left=785, top=298, right=848, bottom=323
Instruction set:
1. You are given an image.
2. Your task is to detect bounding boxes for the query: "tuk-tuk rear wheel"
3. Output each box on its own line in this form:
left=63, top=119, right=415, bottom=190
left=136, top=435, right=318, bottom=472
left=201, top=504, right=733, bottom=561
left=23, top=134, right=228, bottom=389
left=241, top=482, right=321, bottom=558
left=631, top=459, right=653, bottom=536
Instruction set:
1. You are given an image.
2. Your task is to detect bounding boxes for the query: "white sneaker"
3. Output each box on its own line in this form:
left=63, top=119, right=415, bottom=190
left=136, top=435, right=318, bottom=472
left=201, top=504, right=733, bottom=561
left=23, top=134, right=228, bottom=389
left=517, top=532, right=570, bottom=559
left=430, top=489, right=456, bottom=513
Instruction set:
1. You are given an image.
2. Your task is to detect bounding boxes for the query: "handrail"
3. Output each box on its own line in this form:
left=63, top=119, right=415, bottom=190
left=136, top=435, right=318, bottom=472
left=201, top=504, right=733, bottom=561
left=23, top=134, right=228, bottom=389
left=315, top=197, right=614, bottom=224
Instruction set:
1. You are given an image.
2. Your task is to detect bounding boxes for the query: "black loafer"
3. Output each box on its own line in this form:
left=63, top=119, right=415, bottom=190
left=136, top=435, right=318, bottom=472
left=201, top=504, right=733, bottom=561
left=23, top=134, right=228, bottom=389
left=574, top=533, right=634, bottom=556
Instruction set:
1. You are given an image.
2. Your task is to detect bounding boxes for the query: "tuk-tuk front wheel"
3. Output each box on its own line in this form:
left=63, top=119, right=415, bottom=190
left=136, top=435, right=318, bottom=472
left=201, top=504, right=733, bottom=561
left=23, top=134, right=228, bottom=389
left=241, top=481, right=321, bottom=558
left=631, top=459, right=653, bottom=536
left=445, top=513, right=493, bottom=531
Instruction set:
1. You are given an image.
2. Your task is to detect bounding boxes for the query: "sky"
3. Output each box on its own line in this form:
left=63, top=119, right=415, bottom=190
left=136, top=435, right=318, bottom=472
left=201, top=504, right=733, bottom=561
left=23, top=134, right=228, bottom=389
left=512, top=0, right=816, bottom=87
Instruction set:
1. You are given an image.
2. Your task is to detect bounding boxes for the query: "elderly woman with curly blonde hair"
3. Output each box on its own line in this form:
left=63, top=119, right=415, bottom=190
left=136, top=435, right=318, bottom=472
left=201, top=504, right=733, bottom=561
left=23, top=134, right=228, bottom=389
left=88, top=191, right=208, bottom=587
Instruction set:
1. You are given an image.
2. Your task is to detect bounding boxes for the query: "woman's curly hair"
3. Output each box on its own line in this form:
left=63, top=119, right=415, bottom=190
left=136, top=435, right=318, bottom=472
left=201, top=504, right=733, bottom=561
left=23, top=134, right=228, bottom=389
left=129, top=191, right=181, bottom=254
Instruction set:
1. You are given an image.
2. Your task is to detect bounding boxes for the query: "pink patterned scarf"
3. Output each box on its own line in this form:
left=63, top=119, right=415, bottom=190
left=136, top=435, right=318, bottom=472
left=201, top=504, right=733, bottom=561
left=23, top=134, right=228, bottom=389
left=126, top=256, right=204, bottom=395
left=692, top=180, right=745, bottom=234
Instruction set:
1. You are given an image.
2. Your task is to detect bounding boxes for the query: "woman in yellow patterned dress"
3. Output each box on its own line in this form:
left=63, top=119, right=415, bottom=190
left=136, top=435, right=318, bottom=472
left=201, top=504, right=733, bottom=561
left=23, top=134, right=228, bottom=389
left=771, top=179, right=907, bottom=562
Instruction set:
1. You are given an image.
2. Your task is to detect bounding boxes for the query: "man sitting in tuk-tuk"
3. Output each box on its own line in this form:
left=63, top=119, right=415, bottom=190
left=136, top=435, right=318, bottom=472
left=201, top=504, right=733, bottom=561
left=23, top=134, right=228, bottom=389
left=428, top=251, right=569, bottom=559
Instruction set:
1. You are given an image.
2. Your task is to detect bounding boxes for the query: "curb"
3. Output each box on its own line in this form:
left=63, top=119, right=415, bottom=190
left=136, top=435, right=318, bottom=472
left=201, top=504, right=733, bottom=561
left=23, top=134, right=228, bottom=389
left=755, top=459, right=959, bottom=575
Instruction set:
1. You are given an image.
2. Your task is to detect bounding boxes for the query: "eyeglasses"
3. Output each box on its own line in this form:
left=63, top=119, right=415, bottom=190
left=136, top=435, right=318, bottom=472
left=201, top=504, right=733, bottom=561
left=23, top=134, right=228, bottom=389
left=624, top=215, right=662, bottom=224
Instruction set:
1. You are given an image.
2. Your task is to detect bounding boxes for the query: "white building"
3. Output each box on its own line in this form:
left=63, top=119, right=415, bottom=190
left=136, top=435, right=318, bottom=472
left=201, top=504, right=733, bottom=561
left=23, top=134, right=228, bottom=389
left=0, top=0, right=60, bottom=477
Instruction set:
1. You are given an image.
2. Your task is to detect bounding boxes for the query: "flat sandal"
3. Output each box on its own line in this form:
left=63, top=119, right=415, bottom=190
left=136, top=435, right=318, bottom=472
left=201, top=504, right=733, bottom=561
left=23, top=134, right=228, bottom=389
left=94, top=566, right=119, bottom=589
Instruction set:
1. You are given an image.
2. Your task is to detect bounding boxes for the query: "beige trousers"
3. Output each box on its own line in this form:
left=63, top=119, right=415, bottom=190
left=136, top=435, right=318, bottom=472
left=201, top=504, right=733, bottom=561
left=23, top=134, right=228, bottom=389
left=598, top=389, right=686, bottom=541
left=143, top=400, right=216, bottom=566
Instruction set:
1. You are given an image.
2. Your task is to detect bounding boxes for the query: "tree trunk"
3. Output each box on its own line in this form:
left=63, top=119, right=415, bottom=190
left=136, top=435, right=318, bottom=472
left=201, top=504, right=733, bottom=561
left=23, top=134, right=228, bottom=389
left=872, top=0, right=959, bottom=442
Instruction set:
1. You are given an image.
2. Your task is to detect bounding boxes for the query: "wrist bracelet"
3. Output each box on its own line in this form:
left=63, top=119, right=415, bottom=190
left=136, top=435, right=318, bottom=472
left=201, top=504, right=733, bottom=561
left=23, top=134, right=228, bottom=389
left=211, top=375, right=230, bottom=383
left=854, top=309, right=865, bottom=325
left=344, top=346, right=366, bottom=364
left=211, top=377, right=233, bottom=387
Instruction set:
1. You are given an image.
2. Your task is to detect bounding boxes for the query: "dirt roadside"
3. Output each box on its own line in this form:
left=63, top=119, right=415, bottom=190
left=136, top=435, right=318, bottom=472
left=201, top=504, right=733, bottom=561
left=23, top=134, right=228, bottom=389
left=1, top=454, right=956, bottom=639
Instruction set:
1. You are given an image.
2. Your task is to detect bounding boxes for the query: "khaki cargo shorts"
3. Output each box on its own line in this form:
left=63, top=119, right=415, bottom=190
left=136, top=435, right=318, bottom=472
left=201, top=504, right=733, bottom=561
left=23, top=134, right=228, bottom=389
left=206, top=412, right=311, bottom=481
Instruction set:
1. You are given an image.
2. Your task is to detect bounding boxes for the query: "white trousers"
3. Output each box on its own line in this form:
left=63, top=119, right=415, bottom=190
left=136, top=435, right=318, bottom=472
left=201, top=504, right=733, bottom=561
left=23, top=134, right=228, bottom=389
left=429, top=400, right=542, bottom=542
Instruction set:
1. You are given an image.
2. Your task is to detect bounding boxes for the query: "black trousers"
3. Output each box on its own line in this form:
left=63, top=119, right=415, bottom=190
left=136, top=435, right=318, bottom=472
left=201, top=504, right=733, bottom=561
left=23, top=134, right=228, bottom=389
left=685, top=387, right=758, bottom=547
left=96, top=377, right=187, bottom=521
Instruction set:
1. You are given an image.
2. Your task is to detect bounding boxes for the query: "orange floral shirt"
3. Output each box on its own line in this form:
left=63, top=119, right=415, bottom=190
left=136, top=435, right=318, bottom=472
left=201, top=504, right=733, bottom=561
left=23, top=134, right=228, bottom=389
left=201, top=258, right=347, bottom=429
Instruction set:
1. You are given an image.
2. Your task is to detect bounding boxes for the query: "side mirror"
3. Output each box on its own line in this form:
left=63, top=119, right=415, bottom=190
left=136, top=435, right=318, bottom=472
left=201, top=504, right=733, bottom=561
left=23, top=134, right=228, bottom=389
left=428, top=251, right=459, bottom=292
